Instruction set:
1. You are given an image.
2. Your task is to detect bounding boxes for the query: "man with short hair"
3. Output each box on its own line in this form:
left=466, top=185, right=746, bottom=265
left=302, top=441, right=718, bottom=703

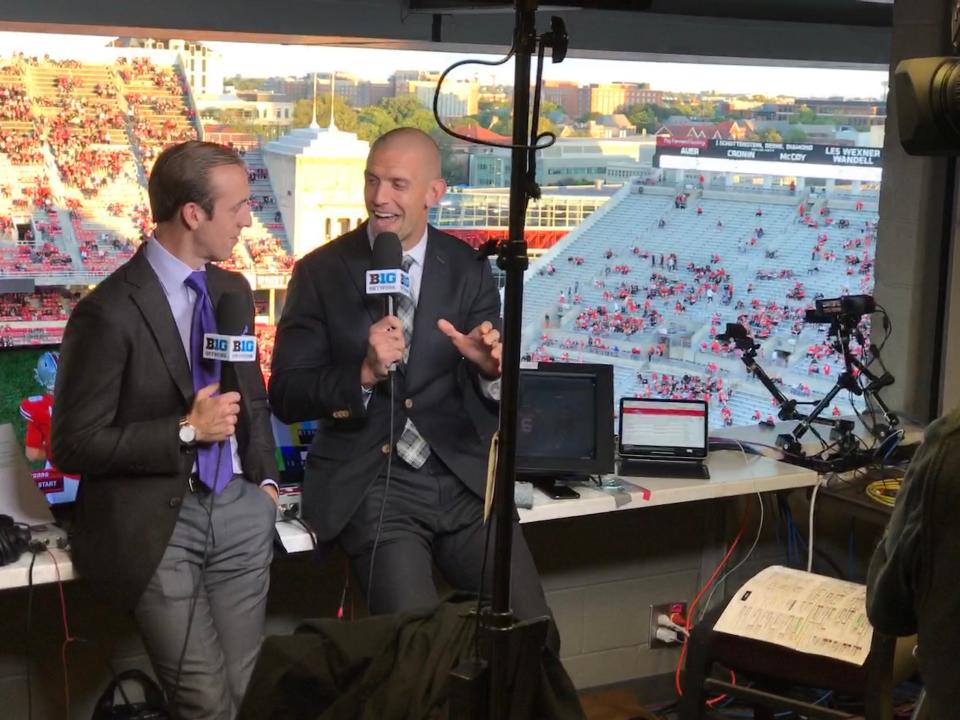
left=53, top=140, right=278, bottom=719
left=270, top=127, right=556, bottom=650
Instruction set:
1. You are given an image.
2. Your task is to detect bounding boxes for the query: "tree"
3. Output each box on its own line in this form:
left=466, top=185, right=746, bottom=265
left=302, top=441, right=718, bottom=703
left=356, top=105, right=397, bottom=141
left=291, top=94, right=358, bottom=131
left=748, top=128, right=783, bottom=143
left=795, top=104, right=817, bottom=124
left=623, top=104, right=657, bottom=133
left=379, top=95, right=438, bottom=133
left=225, top=75, right=268, bottom=92
left=784, top=126, right=808, bottom=143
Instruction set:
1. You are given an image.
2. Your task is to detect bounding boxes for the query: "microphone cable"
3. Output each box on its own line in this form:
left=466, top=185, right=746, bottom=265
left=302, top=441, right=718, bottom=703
left=169, top=440, right=222, bottom=719
left=366, top=369, right=397, bottom=614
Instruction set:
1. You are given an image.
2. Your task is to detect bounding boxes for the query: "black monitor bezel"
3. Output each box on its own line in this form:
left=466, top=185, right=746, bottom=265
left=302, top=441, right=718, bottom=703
left=515, top=361, right=615, bottom=477
left=618, top=396, right=709, bottom=460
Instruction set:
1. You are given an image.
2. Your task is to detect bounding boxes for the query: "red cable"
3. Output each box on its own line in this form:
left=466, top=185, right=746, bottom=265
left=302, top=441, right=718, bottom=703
left=674, top=500, right=751, bottom=705
left=46, top=550, right=77, bottom=720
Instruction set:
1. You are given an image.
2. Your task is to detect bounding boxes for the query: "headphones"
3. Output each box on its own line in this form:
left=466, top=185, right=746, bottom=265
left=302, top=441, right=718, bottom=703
left=0, top=514, right=31, bottom=566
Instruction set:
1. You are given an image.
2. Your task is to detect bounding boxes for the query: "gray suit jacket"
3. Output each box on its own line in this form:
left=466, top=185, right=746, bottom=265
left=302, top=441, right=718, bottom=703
left=51, top=245, right=276, bottom=610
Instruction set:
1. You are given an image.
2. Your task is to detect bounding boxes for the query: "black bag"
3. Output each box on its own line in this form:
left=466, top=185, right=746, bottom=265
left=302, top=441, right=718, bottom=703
left=91, top=669, right=169, bottom=720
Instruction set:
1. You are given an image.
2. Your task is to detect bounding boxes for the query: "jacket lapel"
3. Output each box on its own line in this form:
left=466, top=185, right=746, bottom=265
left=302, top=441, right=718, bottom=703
left=405, top=228, right=450, bottom=389
left=125, top=247, right=194, bottom=404
left=339, top=223, right=381, bottom=325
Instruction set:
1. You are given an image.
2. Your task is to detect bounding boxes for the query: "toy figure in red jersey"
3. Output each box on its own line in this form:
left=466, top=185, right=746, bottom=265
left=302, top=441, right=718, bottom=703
left=19, top=350, right=78, bottom=503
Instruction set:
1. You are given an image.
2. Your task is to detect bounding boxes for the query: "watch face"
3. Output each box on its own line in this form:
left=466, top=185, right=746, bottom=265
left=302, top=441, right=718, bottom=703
left=179, top=424, right=196, bottom=443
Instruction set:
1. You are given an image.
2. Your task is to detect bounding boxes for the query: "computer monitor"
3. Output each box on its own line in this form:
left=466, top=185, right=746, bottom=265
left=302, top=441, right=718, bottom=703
left=270, top=415, right=316, bottom=486
left=0, top=344, right=79, bottom=507
left=515, top=362, right=615, bottom=480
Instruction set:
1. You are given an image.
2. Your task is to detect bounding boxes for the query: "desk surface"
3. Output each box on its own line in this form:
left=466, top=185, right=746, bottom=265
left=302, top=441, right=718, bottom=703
left=1, top=450, right=819, bottom=590
left=517, top=450, right=818, bottom=523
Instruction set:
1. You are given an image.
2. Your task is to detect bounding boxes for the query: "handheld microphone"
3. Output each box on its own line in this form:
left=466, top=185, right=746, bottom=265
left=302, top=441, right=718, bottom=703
left=367, top=232, right=412, bottom=318
left=203, top=291, right=257, bottom=394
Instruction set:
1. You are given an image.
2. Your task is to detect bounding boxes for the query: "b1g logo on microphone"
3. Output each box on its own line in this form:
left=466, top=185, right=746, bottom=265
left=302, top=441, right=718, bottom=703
left=365, top=269, right=413, bottom=298
left=232, top=338, right=255, bottom=354
left=202, top=333, right=258, bottom=362
left=205, top=336, right=230, bottom=354
left=369, top=271, right=397, bottom=285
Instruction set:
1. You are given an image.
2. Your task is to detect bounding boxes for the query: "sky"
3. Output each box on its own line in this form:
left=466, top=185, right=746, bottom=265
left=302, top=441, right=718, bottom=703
left=0, top=31, right=888, bottom=100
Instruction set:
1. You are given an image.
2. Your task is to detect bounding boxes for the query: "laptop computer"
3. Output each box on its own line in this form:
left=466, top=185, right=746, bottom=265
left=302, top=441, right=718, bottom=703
left=617, top=398, right=711, bottom=480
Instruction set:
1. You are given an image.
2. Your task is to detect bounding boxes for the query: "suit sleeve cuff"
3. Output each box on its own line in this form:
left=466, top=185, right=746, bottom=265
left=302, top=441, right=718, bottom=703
left=479, top=376, right=501, bottom=401
left=259, top=479, right=279, bottom=491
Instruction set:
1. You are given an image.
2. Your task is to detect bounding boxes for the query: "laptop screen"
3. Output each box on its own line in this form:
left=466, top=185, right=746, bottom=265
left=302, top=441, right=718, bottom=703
left=618, top=398, right=708, bottom=460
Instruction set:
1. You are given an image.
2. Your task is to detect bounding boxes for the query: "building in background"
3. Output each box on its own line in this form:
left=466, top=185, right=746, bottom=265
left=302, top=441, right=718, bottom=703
left=469, top=136, right=654, bottom=187
left=589, top=82, right=664, bottom=115
left=392, top=70, right=479, bottom=118
left=262, top=104, right=368, bottom=256
left=195, top=92, right=295, bottom=130
left=543, top=80, right=589, bottom=118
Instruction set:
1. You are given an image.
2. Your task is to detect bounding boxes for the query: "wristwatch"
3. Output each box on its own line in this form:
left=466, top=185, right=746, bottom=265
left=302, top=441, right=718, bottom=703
left=178, top=417, right=198, bottom=446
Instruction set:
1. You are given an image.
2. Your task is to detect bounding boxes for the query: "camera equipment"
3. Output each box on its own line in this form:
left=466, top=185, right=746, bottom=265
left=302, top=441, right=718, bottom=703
left=803, top=294, right=876, bottom=325
left=892, top=0, right=960, bottom=155
left=0, top=514, right=31, bottom=566
left=717, top=295, right=899, bottom=472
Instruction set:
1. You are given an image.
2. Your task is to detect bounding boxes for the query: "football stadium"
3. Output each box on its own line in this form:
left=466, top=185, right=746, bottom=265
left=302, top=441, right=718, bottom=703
left=0, top=2, right=955, bottom=717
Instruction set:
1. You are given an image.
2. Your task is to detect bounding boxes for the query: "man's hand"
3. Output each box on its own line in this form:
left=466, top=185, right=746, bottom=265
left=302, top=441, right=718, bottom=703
left=361, top=315, right=405, bottom=387
left=261, top=484, right=279, bottom=505
left=437, top=319, right=501, bottom=378
left=187, top=383, right=241, bottom=444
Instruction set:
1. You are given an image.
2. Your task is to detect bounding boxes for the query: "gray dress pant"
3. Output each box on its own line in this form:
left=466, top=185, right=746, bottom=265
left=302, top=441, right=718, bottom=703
left=134, top=477, right=276, bottom=720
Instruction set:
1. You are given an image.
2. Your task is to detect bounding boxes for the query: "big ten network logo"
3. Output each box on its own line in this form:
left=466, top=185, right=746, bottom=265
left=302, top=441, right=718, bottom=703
left=369, top=271, right=397, bottom=285
left=231, top=338, right=256, bottom=354
left=203, top=334, right=257, bottom=361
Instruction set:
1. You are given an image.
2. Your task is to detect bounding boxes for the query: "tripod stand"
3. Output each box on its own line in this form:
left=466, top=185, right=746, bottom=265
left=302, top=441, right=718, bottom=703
left=719, top=315, right=897, bottom=472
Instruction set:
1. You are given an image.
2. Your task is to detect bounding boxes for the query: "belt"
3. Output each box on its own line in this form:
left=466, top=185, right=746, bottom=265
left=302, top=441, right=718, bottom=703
left=187, top=472, right=246, bottom=494
left=187, top=473, right=210, bottom=494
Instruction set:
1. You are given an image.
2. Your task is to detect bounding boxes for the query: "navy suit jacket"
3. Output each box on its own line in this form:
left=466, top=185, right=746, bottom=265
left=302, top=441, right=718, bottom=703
left=269, top=223, right=500, bottom=546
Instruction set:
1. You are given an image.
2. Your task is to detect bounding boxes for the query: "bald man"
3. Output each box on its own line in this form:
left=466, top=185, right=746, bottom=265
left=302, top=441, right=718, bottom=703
left=270, top=128, right=557, bottom=649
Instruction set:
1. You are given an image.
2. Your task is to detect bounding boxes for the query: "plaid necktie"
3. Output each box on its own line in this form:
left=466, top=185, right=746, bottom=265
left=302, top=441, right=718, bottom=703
left=184, top=271, right=233, bottom=494
left=395, top=255, right=430, bottom=469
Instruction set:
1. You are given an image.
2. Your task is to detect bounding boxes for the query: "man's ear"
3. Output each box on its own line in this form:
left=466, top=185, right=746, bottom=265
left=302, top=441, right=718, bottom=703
left=425, top=178, right=447, bottom=209
left=180, top=202, right=203, bottom=231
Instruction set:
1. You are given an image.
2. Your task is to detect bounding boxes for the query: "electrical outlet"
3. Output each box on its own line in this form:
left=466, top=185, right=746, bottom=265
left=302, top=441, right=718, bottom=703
left=648, top=602, right=687, bottom=648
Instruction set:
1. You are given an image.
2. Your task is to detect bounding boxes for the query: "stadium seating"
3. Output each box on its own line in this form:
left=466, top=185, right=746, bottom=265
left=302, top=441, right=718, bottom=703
left=0, top=51, right=292, bottom=292
left=523, top=184, right=880, bottom=428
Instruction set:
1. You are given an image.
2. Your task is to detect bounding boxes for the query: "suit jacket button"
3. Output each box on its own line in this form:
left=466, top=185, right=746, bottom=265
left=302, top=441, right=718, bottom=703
left=404, top=398, right=414, bottom=409
left=381, top=443, right=391, bottom=455
left=169, top=497, right=182, bottom=508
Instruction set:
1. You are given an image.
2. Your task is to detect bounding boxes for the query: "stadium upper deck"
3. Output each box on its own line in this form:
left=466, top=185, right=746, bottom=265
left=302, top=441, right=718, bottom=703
left=0, top=50, right=292, bottom=287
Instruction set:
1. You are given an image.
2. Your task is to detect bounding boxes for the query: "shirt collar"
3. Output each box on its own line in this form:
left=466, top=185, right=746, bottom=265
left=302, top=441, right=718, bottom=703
left=366, top=225, right=429, bottom=269
left=143, top=236, right=200, bottom=297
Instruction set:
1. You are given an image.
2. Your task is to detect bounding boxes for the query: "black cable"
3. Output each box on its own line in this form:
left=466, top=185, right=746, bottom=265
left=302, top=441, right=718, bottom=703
left=169, top=444, right=221, bottom=719
left=431, top=45, right=556, bottom=153
left=26, top=548, right=37, bottom=720
left=367, top=371, right=396, bottom=612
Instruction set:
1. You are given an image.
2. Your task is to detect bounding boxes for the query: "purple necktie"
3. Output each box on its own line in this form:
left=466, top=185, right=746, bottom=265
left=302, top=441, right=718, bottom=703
left=184, top=271, right=233, bottom=494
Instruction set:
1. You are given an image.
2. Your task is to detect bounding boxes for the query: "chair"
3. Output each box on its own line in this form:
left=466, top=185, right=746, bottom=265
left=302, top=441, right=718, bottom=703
left=678, top=602, right=900, bottom=720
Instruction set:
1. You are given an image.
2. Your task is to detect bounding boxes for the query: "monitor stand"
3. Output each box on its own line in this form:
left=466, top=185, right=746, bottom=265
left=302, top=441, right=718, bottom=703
left=520, top=473, right=585, bottom=500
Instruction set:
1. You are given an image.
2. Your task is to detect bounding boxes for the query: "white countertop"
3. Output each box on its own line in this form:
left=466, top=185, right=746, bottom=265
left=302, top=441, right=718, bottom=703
left=0, top=450, right=821, bottom=591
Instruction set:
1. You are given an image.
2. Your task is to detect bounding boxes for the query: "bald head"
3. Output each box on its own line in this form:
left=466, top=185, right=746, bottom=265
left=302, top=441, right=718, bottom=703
left=369, top=127, right=442, bottom=180
left=364, top=127, right=447, bottom=251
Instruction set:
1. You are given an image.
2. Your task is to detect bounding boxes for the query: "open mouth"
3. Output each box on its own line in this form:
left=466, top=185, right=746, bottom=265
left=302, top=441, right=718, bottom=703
left=372, top=211, right=399, bottom=225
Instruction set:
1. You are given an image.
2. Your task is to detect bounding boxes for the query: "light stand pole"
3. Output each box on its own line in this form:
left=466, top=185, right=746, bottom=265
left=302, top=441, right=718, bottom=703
left=487, top=2, right=538, bottom=717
